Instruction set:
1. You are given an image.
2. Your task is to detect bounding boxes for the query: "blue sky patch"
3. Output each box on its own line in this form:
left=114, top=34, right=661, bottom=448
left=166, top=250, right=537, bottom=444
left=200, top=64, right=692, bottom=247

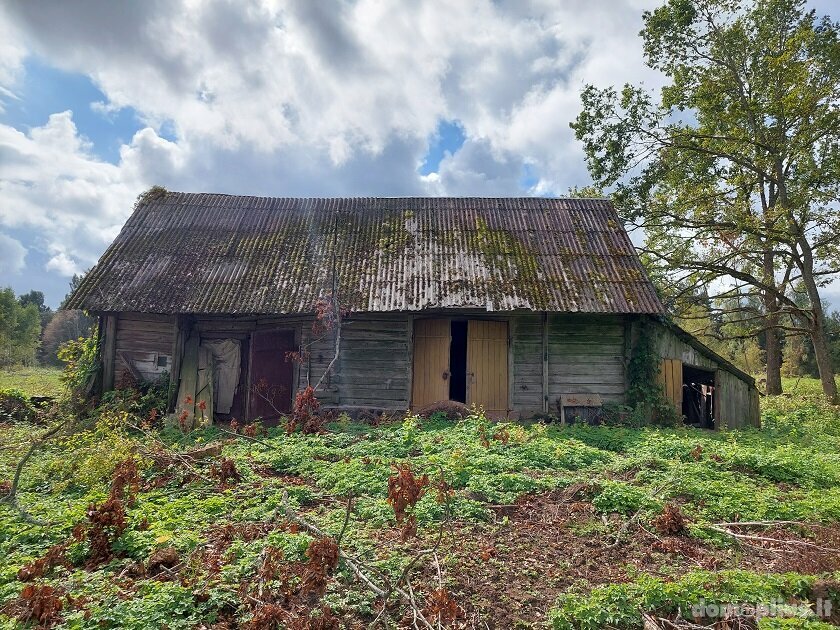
left=0, top=58, right=144, bottom=164
left=519, top=163, right=540, bottom=192
left=418, top=119, right=466, bottom=175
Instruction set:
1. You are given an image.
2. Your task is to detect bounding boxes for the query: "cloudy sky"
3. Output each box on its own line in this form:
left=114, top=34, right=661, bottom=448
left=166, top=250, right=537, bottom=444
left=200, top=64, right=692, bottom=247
left=0, top=0, right=837, bottom=307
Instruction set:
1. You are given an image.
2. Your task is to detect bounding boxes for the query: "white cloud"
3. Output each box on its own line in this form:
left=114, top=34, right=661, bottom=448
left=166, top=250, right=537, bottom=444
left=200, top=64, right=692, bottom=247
left=0, top=11, right=25, bottom=113
left=0, top=112, right=143, bottom=274
left=1, top=0, right=661, bottom=187
left=0, top=233, right=26, bottom=274
left=45, top=251, right=79, bottom=277
left=0, top=0, right=676, bottom=302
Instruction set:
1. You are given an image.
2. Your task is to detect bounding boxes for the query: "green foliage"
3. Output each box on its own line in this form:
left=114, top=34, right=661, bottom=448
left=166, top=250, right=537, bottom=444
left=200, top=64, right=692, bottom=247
left=0, top=287, right=41, bottom=367
left=57, top=330, right=100, bottom=395
left=572, top=0, right=840, bottom=399
left=1, top=385, right=839, bottom=627
left=69, top=580, right=222, bottom=629
left=592, top=481, right=658, bottom=515
left=46, top=409, right=145, bottom=492
left=625, top=321, right=682, bottom=427
left=549, top=570, right=819, bottom=629
left=0, top=388, right=36, bottom=423
left=98, top=377, right=169, bottom=421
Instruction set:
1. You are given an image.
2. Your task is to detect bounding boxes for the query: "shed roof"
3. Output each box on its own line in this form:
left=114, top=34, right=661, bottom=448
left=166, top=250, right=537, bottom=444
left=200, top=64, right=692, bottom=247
left=66, top=192, right=665, bottom=315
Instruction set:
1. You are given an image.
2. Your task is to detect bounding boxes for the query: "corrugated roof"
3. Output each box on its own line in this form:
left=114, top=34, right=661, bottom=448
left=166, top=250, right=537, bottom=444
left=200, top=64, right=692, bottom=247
left=66, top=192, right=665, bottom=315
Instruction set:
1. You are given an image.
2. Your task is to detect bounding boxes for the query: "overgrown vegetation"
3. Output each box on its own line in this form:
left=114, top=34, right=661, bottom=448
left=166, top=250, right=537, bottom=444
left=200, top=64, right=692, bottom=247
left=1, top=371, right=839, bottom=628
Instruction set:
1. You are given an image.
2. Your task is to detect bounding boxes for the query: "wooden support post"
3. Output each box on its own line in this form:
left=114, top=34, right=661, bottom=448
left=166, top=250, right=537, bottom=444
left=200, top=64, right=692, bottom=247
left=507, top=317, right=514, bottom=419
left=168, top=316, right=188, bottom=412
left=623, top=316, right=633, bottom=403
left=101, top=314, right=117, bottom=392
left=542, top=312, right=549, bottom=415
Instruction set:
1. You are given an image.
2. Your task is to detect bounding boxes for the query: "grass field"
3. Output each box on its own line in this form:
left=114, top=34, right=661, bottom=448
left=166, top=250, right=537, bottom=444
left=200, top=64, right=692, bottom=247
left=781, top=375, right=840, bottom=397
left=0, top=380, right=839, bottom=628
left=0, top=365, right=64, bottom=397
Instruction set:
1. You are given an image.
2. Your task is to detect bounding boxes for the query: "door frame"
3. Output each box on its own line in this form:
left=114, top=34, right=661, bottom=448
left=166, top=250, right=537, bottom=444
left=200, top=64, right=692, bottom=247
left=245, top=328, right=297, bottom=421
left=409, top=315, right=511, bottom=417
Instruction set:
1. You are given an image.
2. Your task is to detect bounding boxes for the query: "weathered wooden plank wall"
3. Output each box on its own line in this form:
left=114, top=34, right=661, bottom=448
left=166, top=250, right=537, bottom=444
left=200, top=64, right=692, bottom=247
left=115, top=313, right=175, bottom=383
left=716, top=369, right=760, bottom=428
left=654, top=322, right=759, bottom=428
left=511, top=315, right=544, bottom=417
left=655, top=326, right=717, bottom=370
left=545, top=314, right=626, bottom=413
left=296, top=314, right=410, bottom=410
left=107, top=311, right=759, bottom=427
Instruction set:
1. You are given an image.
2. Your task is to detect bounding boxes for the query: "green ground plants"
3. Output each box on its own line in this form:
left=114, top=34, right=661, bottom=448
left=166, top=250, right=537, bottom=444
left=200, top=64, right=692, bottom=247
left=0, top=379, right=839, bottom=627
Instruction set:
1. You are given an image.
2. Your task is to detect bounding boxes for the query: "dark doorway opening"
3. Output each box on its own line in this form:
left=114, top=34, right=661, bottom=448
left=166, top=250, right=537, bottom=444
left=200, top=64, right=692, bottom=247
left=248, top=329, right=295, bottom=423
left=449, top=321, right=468, bottom=402
left=682, top=366, right=715, bottom=429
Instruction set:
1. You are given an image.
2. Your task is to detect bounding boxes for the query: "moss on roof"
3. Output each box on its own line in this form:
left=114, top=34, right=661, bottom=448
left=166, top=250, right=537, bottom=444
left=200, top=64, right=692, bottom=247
left=66, top=193, right=664, bottom=315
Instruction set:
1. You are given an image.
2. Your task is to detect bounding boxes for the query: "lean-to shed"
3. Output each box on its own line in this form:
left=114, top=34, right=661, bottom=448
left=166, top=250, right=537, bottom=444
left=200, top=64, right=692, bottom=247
left=66, top=191, right=760, bottom=428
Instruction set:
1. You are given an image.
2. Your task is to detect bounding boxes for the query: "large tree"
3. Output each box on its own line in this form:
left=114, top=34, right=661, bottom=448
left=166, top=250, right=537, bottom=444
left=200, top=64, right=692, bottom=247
left=572, top=0, right=840, bottom=401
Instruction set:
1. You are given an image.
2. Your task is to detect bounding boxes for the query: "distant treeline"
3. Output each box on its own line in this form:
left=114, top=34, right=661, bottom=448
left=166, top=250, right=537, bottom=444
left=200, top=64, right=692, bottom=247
left=0, top=275, right=94, bottom=368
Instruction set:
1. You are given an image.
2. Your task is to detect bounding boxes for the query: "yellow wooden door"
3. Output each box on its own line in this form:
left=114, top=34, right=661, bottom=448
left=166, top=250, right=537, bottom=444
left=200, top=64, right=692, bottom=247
left=467, top=320, right=509, bottom=418
left=412, top=319, right=451, bottom=409
left=658, top=358, right=683, bottom=410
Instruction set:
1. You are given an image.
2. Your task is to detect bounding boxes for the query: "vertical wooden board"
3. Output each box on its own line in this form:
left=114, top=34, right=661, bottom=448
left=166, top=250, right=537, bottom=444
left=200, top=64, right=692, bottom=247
left=411, top=319, right=450, bottom=409
left=657, top=359, right=667, bottom=394
left=101, top=315, right=117, bottom=391
left=675, top=360, right=683, bottom=409
left=542, top=314, right=549, bottom=413
left=670, top=360, right=678, bottom=405
left=168, top=316, right=187, bottom=411
left=467, top=320, right=509, bottom=418
left=658, top=358, right=683, bottom=410
left=177, top=333, right=200, bottom=425
left=195, top=347, right=214, bottom=425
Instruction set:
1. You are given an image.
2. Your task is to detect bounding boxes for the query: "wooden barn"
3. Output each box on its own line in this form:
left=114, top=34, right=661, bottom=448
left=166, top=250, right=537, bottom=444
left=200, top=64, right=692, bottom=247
left=65, top=192, right=760, bottom=429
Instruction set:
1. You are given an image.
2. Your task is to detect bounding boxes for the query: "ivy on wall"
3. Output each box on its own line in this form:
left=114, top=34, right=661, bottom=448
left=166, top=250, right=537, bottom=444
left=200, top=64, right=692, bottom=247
left=627, top=319, right=681, bottom=427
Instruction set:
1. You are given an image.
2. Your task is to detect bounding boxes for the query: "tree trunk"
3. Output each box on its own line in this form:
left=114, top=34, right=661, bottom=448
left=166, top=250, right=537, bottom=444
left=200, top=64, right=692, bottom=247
left=764, top=313, right=783, bottom=395
left=762, top=248, right=783, bottom=395
left=798, top=237, right=838, bottom=403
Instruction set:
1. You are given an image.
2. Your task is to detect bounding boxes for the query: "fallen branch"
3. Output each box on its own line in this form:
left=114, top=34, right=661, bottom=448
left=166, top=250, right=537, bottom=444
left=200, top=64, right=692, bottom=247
left=279, top=491, right=385, bottom=599
left=707, top=524, right=840, bottom=553
left=128, top=422, right=215, bottom=484
left=609, top=481, right=673, bottom=547
left=218, top=427, right=277, bottom=450
left=642, top=613, right=717, bottom=629
left=1, top=418, right=67, bottom=525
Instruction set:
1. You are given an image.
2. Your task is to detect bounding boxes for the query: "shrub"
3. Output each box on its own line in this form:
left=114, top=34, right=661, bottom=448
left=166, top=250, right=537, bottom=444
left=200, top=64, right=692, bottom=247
left=58, top=331, right=100, bottom=397
left=99, top=377, right=169, bottom=424
left=0, top=388, right=36, bottom=423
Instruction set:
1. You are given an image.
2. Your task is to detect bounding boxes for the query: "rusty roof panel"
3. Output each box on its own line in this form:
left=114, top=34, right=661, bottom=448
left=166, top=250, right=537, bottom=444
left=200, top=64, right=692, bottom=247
left=65, top=193, right=665, bottom=315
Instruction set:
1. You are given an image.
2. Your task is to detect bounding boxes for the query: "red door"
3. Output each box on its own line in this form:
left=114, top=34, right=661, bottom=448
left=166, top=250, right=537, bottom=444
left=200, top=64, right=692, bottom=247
left=248, top=330, right=295, bottom=421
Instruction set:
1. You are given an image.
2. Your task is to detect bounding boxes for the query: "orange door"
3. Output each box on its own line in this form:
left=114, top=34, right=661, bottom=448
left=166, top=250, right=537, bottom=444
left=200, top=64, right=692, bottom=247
left=658, top=358, right=683, bottom=411
left=412, top=319, right=451, bottom=409
left=467, top=320, right=509, bottom=418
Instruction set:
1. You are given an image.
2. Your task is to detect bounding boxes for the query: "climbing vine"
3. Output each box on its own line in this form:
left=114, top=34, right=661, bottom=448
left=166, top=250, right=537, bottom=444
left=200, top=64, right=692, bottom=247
left=627, top=320, right=680, bottom=427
